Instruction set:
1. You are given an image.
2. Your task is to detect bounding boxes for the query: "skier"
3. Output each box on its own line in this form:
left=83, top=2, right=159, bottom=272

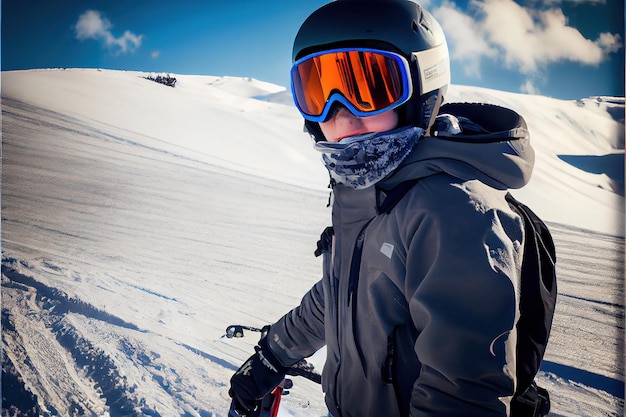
left=229, top=0, right=539, bottom=416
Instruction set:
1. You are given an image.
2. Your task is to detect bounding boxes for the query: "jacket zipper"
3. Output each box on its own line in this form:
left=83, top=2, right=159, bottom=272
left=347, top=220, right=372, bottom=374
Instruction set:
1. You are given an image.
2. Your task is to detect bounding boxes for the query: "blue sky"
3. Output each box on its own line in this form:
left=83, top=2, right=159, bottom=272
left=2, top=0, right=624, bottom=100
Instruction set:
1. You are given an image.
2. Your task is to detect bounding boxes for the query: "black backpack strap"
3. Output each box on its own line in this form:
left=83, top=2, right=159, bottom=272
left=314, top=180, right=421, bottom=258
left=378, top=179, right=420, bottom=214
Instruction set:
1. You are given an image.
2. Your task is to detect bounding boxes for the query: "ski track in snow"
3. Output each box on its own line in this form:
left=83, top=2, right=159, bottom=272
left=1, top=69, right=624, bottom=417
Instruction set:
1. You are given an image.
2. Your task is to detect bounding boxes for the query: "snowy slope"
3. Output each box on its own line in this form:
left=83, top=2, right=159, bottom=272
left=1, top=69, right=624, bottom=417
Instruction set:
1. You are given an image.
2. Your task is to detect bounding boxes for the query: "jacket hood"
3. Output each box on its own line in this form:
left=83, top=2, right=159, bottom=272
left=379, top=102, right=535, bottom=192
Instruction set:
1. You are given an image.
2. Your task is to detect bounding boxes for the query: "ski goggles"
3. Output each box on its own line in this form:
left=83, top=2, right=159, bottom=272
left=291, top=48, right=413, bottom=122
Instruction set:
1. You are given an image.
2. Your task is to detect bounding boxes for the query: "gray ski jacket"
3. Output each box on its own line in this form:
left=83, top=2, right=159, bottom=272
left=267, top=104, right=535, bottom=417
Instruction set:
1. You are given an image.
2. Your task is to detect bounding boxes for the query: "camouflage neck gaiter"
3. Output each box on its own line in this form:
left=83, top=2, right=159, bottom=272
left=314, top=126, right=423, bottom=190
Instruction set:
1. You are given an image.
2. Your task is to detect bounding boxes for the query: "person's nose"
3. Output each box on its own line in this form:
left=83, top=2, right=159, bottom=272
left=333, top=106, right=361, bottom=127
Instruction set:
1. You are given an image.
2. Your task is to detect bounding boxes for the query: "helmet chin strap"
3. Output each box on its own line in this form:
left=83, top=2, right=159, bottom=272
left=398, top=89, right=445, bottom=135
left=304, top=119, right=326, bottom=142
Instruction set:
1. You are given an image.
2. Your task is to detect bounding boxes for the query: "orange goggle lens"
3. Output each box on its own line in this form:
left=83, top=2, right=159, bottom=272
left=290, top=48, right=413, bottom=122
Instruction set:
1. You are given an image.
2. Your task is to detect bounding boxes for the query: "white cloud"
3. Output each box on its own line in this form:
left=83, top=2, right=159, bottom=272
left=75, top=10, right=110, bottom=40
left=479, top=0, right=619, bottom=71
left=434, top=1, right=498, bottom=78
left=520, top=79, right=541, bottom=95
left=596, top=32, right=623, bottom=54
left=75, top=10, right=143, bottom=54
left=531, top=0, right=607, bottom=5
left=434, top=0, right=623, bottom=78
left=151, top=51, right=160, bottom=59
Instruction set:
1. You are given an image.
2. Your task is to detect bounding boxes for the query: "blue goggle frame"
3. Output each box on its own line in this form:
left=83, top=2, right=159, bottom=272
left=290, top=47, right=413, bottom=123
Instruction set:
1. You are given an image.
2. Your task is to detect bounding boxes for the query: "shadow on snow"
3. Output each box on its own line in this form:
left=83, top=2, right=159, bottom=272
left=541, top=360, right=625, bottom=399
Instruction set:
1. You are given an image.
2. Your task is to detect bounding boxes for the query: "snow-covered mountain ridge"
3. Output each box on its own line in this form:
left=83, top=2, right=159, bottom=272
left=5, top=68, right=623, bottom=235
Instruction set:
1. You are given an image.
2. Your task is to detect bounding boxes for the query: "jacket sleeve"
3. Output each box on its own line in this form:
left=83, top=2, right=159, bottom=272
left=404, top=183, right=523, bottom=416
left=266, top=278, right=326, bottom=367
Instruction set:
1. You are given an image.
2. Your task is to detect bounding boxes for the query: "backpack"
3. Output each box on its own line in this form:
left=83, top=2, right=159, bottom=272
left=505, top=192, right=556, bottom=417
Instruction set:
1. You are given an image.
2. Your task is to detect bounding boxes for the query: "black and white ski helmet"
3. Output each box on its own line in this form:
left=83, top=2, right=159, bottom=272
left=293, top=0, right=450, bottom=141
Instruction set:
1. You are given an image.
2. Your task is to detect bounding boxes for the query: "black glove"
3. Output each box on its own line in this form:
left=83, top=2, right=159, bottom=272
left=229, top=335, right=288, bottom=416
